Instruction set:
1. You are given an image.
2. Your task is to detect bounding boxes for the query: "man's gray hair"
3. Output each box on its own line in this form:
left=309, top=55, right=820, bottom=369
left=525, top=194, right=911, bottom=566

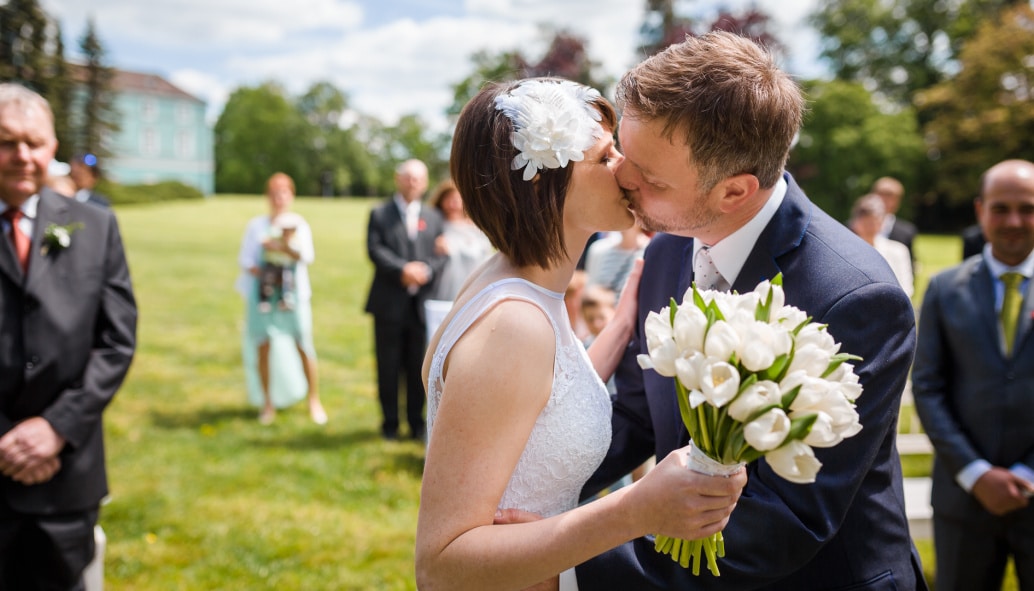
left=0, top=83, right=54, bottom=124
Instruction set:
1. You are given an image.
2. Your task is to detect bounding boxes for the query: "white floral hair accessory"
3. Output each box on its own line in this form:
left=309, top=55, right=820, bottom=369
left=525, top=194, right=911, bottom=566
left=494, top=79, right=606, bottom=181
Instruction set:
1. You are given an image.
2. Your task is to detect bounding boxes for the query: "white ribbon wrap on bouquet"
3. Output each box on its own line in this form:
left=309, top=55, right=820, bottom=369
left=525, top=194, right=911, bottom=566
left=686, top=442, right=745, bottom=477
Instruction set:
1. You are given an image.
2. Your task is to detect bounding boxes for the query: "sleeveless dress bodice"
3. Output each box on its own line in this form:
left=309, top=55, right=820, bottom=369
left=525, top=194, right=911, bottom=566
left=427, top=278, right=612, bottom=517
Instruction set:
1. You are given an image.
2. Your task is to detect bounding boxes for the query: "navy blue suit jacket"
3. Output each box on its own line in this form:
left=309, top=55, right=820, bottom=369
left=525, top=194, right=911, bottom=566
left=578, top=174, right=928, bottom=590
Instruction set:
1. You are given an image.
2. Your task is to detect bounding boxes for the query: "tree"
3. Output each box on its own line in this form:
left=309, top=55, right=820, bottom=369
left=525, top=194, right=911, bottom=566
left=447, top=28, right=609, bottom=120
left=75, top=18, right=120, bottom=159
left=214, top=82, right=313, bottom=194
left=638, top=1, right=783, bottom=58
left=787, top=79, right=925, bottom=222
left=810, top=0, right=1020, bottom=106
left=0, top=0, right=71, bottom=154
left=917, top=4, right=1034, bottom=210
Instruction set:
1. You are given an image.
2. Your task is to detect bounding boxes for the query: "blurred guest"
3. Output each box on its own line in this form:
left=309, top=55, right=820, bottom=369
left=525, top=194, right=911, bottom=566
left=961, top=223, right=986, bottom=260
left=584, top=221, right=650, bottom=293
left=872, top=176, right=917, bottom=265
left=913, top=159, right=1034, bottom=590
left=236, top=172, right=325, bottom=425
left=564, top=269, right=590, bottom=341
left=68, top=154, right=110, bottom=209
left=46, top=174, right=78, bottom=198
left=849, top=193, right=914, bottom=298
left=0, top=83, right=137, bottom=591
left=427, top=179, right=492, bottom=301
left=365, top=159, right=446, bottom=440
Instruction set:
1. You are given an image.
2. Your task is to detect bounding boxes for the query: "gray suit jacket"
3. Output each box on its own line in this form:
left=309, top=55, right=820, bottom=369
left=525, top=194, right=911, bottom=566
left=912, top=255, right=1034, bottom=522
left=0, top=189, right=137, bottom=514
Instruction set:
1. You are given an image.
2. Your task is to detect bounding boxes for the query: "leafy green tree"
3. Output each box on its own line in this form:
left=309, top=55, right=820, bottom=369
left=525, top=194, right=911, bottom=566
left=75, top=18, right=120, bottom=159
left=214, top=82, right=313, bottom=194
left=917, top=3, right=1034, bottom=209
left=0, top=0, right=71, bottom=155
left=637, top=0, right=782, bottom=58
left=788, top=79, right=925, bottom=222
left=447, top=29, right=609, bottom=120
left=810, top=0, right=1019, bottom=106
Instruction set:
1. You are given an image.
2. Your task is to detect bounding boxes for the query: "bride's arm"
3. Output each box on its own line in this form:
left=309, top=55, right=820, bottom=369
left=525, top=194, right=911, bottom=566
left=586, top=258, right=642, bottom=382
left=416, top=296, right=744, bottom=591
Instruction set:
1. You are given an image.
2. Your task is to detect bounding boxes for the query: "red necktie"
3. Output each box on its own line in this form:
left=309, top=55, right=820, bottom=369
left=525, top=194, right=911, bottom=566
left=2, top=208, right=29, bottom=273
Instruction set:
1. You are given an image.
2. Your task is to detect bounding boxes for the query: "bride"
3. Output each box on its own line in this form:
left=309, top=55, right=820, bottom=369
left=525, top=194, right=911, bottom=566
left=415, top=78, right=746, bottom=591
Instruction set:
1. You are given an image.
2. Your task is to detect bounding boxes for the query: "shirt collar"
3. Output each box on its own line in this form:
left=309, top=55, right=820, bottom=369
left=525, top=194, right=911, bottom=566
left=695, top=175, right=787, bottom=287
left=983, top=243, right=1034, bottom=280
left=394, top=194, right=421, bottom=215
left=6, top=194, right=40, bottom=220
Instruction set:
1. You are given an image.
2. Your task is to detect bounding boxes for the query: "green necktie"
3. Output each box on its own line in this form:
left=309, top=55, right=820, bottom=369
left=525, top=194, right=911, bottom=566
left=1000, top=272, right=1025, bottom=355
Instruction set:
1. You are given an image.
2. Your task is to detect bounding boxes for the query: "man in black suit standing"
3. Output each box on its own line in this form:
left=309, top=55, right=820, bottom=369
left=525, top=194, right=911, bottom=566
left=873, top=176, right=918, bottom=262
left=68, top=153, right=111, bottom=209
left=913, top=159, right=1034, bottom=590
left=0, top=84, right=136, bottom=589
left=365, top=159, right=445, bottom=440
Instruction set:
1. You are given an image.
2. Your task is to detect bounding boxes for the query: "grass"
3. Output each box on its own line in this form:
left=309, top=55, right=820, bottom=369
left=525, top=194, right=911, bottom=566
left=104, top=196, right=423, bottom=590
left=98, top=212, right=1003, bottom=589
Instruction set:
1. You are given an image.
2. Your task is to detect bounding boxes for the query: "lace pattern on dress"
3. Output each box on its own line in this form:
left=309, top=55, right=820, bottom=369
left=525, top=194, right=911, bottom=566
left=427, top=278, right=612, bottom=517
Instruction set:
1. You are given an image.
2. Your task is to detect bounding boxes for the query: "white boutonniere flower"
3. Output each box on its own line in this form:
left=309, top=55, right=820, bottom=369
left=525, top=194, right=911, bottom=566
left=41, top=222, right=83, bottom=256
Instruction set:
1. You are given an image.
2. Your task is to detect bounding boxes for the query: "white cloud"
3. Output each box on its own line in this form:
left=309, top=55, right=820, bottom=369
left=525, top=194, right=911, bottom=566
left=39, top=0, right=824, bottom=132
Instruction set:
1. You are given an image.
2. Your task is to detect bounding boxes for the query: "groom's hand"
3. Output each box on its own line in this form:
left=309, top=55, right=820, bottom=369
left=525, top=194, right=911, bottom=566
left=493, top=509, right=559, bottom=591
left=493, top=508, right=543, bottom=525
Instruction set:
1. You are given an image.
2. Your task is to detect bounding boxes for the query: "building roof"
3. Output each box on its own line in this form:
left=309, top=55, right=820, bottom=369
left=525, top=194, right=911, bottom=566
left=69, top=64, right=204, bottom=105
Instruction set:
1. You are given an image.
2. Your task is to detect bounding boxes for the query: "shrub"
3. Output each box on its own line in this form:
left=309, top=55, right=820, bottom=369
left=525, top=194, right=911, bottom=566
left=98, top=179, right=205, bottom=205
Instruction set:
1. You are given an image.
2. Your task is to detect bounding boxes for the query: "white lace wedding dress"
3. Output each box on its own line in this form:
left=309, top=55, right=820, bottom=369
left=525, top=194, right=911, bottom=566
left=427, top=277, right=613, bottom=518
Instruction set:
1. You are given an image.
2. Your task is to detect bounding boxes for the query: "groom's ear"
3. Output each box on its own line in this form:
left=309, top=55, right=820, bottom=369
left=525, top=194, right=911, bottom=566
left=715, top=173, right=761, bottom=213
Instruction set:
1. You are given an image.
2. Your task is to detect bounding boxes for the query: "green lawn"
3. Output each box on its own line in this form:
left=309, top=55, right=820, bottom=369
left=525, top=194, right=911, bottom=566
left=105, top=196, right=422, bottom=590
left=98, top=209, right=995, bottom=589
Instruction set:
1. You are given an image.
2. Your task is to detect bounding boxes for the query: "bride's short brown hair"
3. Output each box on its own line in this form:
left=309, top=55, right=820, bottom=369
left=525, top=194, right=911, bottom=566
left=451, top=78, right=616, bottom=269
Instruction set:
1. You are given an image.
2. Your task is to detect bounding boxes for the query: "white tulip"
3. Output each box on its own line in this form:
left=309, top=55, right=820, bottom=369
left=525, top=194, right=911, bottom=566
left=675, top=352, right=705, bottom=391
left=753, top=279, right=785, bottom=312
left=673, top=304, right=708, bottom=355
left=766, top=439, right=823, bottom=484
left=699, top=360, right=740, bottom=407
left=794, top=323, right=838, bottom=352
left=773, top=305, right=808, bottom=331
left=637, top=337, right=678, bottom=377
left=737, top=320, right=793, bottom=372
left=744, top=408, right=790, bottom=451
left=643, top=309, right=673, bottom=351
left=704, top=320, right=740, bottom=362
left=786, top=343, right=834, bottom=377
left=728, top=380, right=782, bottom=422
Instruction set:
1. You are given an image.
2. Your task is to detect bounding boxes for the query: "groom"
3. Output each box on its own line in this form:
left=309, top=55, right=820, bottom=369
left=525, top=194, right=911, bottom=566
left=576, top=32, right=928, bottom=589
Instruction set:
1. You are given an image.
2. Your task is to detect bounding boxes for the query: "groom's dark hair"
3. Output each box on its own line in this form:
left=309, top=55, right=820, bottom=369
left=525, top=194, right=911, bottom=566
left=451, top=77, right=617, bottom=269
left=616, top=31, right=803, bottom=191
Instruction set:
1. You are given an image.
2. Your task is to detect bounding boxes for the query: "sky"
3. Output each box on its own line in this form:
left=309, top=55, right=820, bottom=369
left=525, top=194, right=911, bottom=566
left=40, top=0, right=826, bottom=132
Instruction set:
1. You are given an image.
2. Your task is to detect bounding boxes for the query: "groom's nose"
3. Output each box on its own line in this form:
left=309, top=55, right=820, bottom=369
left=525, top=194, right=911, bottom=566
left=614, top=157, right=637, bottom=191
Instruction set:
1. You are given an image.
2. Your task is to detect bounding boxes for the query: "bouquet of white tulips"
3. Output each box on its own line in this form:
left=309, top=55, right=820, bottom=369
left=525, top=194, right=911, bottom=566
left=637, top=274, right=863, bottom=575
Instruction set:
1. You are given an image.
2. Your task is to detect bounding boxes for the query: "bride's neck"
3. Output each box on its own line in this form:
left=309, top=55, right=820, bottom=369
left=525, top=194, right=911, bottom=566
left=492, top=254, right=579, bottom=294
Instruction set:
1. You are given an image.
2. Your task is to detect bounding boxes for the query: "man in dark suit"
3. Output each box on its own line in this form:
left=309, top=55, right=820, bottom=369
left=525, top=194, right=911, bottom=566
left=365, top=159, right=445, bottom=440
left=576, top=32, right=927, bottom=589
left=873, top=176, right=918, bottom=264
left=68, top=153, right=110, bottom=209
left=0, top=84, right=136, bottom=589
left=912, top=159, right=1034, bottom=590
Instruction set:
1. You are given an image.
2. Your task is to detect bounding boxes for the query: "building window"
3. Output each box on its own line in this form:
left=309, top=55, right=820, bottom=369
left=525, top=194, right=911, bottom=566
left=142, top=98, right=158, bottom=121
left=175, top=130, right=195, bottom=158
left=141, top=128, right=159, bottom=156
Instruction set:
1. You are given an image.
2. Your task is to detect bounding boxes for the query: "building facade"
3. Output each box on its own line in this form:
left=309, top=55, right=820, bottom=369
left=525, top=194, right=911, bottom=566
left=102, top=69, right=213, bottom=195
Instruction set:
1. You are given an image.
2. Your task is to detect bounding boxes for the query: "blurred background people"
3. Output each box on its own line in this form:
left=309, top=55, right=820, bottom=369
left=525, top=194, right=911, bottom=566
left=912, top=159, right=1034, bottom=591
left=427, top=179, right=492, bottom=302
left=68, top=153, right=110, bottom=209
left=236, top=172, right=325, bottom=425
left=849, top=193, right=914, bottom=298
left=872, top=176, right=917, bottom=267
left=961, top=223, right=986, bottom=260
left=365, top=159, right=446, bottom=441
left=0, top=82, right=137, bottom=591
left=584, top=221, right=650, bottom=293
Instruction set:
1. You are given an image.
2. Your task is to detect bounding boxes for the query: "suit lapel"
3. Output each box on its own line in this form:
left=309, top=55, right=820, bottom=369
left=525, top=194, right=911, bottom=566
left=0, top=222, right=20, bottom=285
left=733, top=173, right=811, bottom=293
left=1014, top=272, right=1034, bottom=354
left=965, top=259, right=1003, bottom=355
left=25, top=190, right=69, bottom=293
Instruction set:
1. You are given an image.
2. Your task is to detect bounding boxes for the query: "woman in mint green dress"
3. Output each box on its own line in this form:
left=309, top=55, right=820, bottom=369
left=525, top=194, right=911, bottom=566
left=235, top=172, right=326, bottom=425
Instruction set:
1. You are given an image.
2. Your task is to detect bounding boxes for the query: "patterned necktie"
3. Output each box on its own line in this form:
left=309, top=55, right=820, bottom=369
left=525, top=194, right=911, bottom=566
left=694, top=246, right=728, bottom=291
left=1000, top=271, right=1024, bottom=355
left=2, top=208, right=29, bottom=273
